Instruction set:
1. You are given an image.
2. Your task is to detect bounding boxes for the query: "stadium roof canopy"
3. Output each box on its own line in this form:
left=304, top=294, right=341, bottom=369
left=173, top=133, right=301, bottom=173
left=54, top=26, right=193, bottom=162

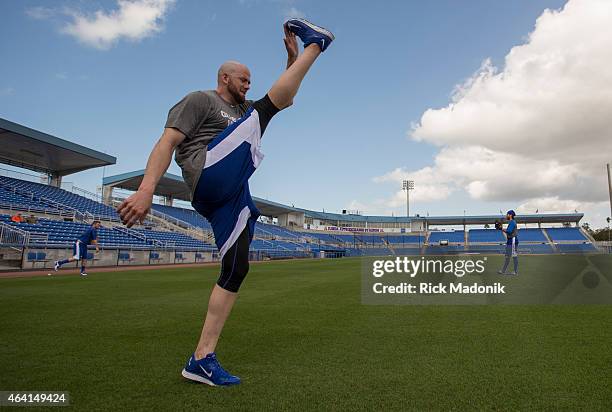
left=103, top=170, right=192, bottom=201
left=252, top=196, right=299, bottom=216
left=301, top=209, right=584, bottom=225
left=0, top=117, right=116, bottom=176
left=103, top=170, right=303, bottom=215
left=422, top=213, right=583, bottom=226
left=102, top=169, right=584, bottom=225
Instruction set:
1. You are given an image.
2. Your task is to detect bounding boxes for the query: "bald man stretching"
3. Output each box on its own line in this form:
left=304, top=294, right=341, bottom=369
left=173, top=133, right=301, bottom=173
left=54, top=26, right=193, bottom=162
left=117, top=19, right=334, bottom=386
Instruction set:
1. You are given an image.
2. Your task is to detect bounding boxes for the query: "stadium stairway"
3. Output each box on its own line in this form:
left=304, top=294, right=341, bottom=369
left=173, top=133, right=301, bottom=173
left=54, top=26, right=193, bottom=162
left=541, top=228, right=559, bottom=253
left=386, top=240, right=397, bottom=256
left=112, top=226, right=164, bottom=247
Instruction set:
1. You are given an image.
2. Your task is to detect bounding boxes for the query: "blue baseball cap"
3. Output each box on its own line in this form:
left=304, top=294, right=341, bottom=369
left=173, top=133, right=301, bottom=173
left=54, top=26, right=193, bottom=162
left=506, top=210, right=516, bottom=217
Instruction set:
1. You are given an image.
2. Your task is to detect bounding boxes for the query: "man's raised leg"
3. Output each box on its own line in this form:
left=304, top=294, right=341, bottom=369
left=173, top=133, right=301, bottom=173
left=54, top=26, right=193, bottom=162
left=267, top=43, right=321, bottom=110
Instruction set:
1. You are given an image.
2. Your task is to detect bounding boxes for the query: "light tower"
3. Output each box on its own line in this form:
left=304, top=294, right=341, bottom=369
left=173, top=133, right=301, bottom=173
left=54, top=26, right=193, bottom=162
left=402, top=180, right=414, bottom=217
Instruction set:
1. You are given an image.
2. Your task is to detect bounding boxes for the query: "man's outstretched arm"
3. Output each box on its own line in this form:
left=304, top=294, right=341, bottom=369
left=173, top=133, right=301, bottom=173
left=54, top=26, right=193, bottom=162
left=117, top=128, right=185, bottom=227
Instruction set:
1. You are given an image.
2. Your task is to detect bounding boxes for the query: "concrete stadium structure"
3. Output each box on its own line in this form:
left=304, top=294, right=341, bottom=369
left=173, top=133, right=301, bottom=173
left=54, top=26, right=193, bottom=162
left=0, top=118, right=603, bottom=272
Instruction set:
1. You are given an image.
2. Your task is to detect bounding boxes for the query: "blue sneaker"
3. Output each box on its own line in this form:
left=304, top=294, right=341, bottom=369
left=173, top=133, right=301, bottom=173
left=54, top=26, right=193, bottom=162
left=181, top=353, right=240, bottom=386
left=285, top=18, right=334, bottom=52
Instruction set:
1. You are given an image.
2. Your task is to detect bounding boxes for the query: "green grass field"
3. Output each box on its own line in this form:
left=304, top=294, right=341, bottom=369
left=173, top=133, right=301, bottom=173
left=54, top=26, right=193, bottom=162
left=1, top=256, right=611, bottom=411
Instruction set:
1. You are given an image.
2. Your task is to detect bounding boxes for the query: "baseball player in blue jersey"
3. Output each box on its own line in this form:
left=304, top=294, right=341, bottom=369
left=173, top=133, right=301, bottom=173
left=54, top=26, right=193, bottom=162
left=54, top=220, right=101, bottom=276
left=116, top=19, right=334, bottom=386
left=498, top=210, right=519, bottom=275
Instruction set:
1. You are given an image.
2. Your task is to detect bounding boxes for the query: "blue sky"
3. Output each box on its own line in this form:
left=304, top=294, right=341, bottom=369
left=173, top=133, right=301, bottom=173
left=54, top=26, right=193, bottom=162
left=6, top=0, right=609, bottom=226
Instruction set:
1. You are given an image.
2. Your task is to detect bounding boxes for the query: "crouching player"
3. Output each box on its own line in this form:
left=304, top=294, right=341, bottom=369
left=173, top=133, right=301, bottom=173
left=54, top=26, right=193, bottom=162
left=54, top=220, right=101, bottom=276
left=497, top=210, right=518, bottom=275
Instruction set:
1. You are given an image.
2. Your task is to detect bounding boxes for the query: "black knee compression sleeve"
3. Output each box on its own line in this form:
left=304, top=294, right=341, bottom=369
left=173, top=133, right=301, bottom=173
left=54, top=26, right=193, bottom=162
left=217, top=227, right=250, bottom=292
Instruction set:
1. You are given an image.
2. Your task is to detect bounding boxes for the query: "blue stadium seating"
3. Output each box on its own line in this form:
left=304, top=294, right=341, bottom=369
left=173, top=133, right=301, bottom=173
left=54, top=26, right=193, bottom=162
left=0, top=175, right=600, bottom=259
left=0, top=185, right=62, bottom=213
left=546, top=227, right=587, bottom=241
left=0, top=214, right=210, bottom=249
left=468, top=229, right=505, bottom=243
left=27, top=251, right=48, bottom=262
left=386, top=235, right=424, bottom=244
left=429, top=231, right=465, bottom=243
left=305, top=232, right=341, bottom=244
left=153, top=204, right=309, bottom=242
left=518, top=229, right=548, bottom=242
left=133, top=228, right=212, bottom=249
left=151, top=204, right=212, bottom=230
left=0, top=176, right=117, bottom=218
left=256, top=222, right=301, bottom=239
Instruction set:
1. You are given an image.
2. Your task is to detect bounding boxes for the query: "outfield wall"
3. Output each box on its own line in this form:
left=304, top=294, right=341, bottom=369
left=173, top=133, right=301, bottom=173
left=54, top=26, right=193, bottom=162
left=19, top=247, right=216, bottom=270
left=13, top=247, right=317, bottom=271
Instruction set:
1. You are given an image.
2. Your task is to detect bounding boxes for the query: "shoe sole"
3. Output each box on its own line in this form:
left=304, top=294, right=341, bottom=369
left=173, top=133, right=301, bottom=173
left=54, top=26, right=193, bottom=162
left=289, top=18, right=335, bottom=41
left=181, top=369, right=216, bottom=386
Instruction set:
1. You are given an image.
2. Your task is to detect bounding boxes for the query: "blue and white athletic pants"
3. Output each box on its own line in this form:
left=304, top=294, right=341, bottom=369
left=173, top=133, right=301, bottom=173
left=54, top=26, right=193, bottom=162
left=192, top=95, right=279, bottom=292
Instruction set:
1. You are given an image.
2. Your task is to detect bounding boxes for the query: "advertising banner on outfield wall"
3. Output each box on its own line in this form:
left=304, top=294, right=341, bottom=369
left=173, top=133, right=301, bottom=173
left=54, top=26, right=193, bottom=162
left=361, top=255, right=612, bottom=305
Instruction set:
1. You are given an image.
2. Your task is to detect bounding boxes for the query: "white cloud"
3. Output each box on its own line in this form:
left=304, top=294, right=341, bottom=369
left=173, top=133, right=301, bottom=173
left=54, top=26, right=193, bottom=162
left=386, top=0, right=612, bottom=220
left=60, top=0, right=175, bottom=49
left=516, top=197, right=584, bottom=214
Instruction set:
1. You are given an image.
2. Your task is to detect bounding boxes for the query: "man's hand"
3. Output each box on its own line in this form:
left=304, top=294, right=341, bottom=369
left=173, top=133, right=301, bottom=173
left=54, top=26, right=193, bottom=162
left=116, top=127, right=185, bottom=228
left=117, top=190, right=153, bottom=228
left=284, top=24, right=298, bottom=67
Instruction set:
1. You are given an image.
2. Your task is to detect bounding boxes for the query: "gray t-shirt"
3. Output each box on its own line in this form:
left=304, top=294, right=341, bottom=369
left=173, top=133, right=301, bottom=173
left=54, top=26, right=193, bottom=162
left=165, top=90, right=252, bottom=198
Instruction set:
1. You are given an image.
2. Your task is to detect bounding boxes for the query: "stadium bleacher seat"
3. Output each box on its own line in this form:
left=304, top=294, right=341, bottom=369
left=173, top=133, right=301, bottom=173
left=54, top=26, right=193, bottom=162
left=468, top=229, right=505, bottom=243
left=546, top=227, right=587, bottom=242
left=0, top=176, right=599, bottom=261
left=135, top=228, right=212, bottom=249
left=0, top=176, right=118, bottom=219
left=519, top=229, right=548, bottom=242
left=151, top=204, right=212, bottom=230
left=429, top=231, right=465, bottom=244
left=118, top=252, right=132, bottom=262
left=255, top=222, right=301, bottom=239
left=0, top=214, right=211, bottom=250
left=26, top=251, right=48, bottom=266
left=386, top=235, right=424, bottom=244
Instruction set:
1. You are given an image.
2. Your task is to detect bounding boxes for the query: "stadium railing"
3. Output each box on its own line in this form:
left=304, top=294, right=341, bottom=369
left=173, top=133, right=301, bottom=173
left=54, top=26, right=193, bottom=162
left=0, top=221, right=29, bottom=247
